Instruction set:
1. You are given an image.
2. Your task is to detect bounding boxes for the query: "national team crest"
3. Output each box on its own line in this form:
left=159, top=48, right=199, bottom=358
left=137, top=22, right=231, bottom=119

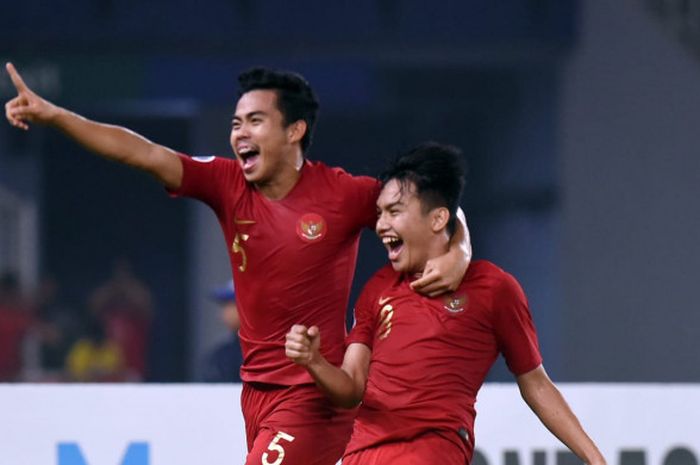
left=296, top=213, right=327, bottom=242
left=443, top=293, right=468, bottom=313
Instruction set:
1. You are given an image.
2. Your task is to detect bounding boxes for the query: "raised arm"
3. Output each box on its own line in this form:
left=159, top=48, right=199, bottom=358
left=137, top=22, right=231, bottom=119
left=285, top=324, right=370, bottom=408
left=4, top=62, right=182, bottom=189
left=411, top=207, right=472, bottom=296
left=517, top=365, right=606, bottom=465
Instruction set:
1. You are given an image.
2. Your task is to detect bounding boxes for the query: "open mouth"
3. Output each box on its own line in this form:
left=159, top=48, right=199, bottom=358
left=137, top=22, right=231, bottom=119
left=237, top=146, right=261, bottom=172
left=382, top=236, right=404, bottom=261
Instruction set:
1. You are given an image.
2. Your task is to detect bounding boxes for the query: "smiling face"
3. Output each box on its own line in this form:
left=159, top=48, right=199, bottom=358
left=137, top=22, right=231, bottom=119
left=375, top=179, right=450, bottom=275
left=230, top=89, right=305, bottom=193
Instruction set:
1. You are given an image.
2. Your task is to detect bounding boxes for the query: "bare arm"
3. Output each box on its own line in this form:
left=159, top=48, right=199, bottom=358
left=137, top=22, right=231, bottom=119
left=4, top=62, right=182, bottom=189
left=285, top=325, right=370, bottom=408
left=517, top=365, right=606, bottom=465
left=411, top=207, right=472, bottom=296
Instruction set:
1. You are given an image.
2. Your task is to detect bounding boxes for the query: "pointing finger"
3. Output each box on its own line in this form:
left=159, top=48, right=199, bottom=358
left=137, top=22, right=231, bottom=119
left=6, top=62, right=29, bottom=93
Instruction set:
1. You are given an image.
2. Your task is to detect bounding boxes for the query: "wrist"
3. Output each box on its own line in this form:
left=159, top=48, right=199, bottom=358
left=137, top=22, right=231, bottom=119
left=47, top=105, right=67, bottom=126
left=305, top=354, right=327, bottom=373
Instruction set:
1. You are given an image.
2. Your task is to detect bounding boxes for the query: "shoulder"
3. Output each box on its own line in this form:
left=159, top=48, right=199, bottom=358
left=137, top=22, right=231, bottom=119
left=176, top=153, right=246, bottom=193
left=182, top=153, right=239, bottom=169
left=466, top=260, right=525, bottom=300
left=306, top=160, right=379, bottom=189
left=357, top=265, right=399, bottom=303
left=368, top=264, right=399, bottom=287
left=307, top=160, right=351, bottom=178
left=467, top=260, right=514, bottom=284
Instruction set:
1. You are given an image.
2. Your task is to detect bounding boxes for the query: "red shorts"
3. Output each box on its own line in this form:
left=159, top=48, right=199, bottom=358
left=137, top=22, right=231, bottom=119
left=242, top=382, right=355, bottom=465
left=342, top=432, right=467, bottom=465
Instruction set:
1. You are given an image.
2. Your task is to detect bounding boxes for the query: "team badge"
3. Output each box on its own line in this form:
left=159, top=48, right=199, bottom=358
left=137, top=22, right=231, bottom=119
left=296, top=213, right=327, bottom=242
left=443, top=293, right=467, bottom=313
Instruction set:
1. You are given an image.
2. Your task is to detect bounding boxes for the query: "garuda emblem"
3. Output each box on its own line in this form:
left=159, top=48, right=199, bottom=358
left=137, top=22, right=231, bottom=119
left=296, top=213, right=327, bottom=242
left=443, top=293, right=467, bottom=313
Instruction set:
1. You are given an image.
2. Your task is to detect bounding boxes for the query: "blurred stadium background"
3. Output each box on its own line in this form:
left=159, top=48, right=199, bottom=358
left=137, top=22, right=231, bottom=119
left=0, top=0, right=698, bottom=386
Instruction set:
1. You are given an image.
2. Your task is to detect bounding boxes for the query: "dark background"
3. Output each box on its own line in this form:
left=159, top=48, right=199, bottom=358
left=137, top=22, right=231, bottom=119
left=1, top=0, right=698, bottom=382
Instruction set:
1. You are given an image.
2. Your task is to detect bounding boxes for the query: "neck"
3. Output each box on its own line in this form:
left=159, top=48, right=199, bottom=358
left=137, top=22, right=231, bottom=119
left=257, top=148, right=304, bottom=200
left=407, top=233, right=451, bottom=276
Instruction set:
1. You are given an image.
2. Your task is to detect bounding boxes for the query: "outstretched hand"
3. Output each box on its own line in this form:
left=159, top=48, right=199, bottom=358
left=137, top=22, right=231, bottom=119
left=285, top=324, right=321, bottom=367
left=4, top=62, right=58, bottom=130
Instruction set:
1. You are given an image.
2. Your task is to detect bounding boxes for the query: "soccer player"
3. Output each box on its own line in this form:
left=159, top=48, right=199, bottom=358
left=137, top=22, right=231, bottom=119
left=4, top=63, right=471, bottom=465
left=285, top=143, right=606, bottom=465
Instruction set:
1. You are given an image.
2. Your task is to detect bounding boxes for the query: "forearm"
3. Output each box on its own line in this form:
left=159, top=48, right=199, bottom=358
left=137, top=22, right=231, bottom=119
left=450, top=208, right=472, bottom=260
left=306, top=357, right=363, bottom=408
left=521, top=379, right=605, bottom=465
left=51, top=108, right=181, bottom=186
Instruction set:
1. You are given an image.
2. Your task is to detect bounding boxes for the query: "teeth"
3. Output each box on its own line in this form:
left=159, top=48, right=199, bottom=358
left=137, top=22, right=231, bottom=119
left=382, top=237, right=400, bottom=245
left=237, top=145, right=256, bottom=155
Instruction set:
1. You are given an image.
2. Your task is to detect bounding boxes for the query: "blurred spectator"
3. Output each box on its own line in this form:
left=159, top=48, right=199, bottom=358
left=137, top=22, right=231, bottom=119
left=89, top=258, right=152, bottom=380
left=201, top=280, right=243, bottom=382
left=65, top=312, right=127, bottom=382
left=33, top=275, right=81, bottom=380
left=0, top=271, right=33, bottom=381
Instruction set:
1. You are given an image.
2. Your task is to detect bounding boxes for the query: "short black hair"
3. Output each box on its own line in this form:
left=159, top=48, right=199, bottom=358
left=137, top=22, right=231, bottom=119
left=379, top=142, right=466, bottom=235
left=237, top=67, right=320, bottom=152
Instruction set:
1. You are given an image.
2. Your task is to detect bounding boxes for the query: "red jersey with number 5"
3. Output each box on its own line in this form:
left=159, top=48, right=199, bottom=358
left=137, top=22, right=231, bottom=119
left=171, top=154, right=380, bottom=385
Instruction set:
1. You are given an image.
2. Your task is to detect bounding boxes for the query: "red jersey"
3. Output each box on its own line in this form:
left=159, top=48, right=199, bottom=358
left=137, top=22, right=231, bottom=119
left=172, top=154, right=380, bottom=385
left=344, top=260, right=542, bottom=460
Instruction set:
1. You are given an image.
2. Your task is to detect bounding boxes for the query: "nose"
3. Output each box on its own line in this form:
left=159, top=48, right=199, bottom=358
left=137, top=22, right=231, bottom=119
left=232, top=122, right=250, bottom=140
left=375, top=211, right=389, bottom=235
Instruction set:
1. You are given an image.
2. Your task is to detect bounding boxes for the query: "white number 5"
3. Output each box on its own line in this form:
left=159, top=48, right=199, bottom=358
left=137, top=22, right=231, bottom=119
left=262, top=431, right=296, bottom=465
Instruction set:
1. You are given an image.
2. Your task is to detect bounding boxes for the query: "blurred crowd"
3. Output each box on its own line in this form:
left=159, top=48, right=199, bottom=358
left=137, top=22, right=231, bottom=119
left=0, top=259, right=152, bottom=383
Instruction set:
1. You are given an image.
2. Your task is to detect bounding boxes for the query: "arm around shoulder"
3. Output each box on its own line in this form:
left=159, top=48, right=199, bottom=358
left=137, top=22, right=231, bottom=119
left=411, top=207, right=472, bottom=296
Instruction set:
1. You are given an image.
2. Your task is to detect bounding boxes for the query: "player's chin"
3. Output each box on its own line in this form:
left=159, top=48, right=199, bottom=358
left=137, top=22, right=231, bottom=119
left=242, top=170, right=261, bottom=183
left=389, top=258, right=408, bottom=273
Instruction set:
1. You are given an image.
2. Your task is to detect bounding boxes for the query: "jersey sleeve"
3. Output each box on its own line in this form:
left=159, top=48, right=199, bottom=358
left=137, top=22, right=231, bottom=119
left=492, top=272, right=543, bottom=375
left=346, top=279, right=381, bottom=350
left=335, top=170, right=381, bottom=231
left=168, top=153, right=243, bottom=214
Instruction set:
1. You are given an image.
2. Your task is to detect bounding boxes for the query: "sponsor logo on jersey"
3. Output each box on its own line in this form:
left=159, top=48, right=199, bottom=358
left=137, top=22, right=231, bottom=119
left=443, top=293, right=467, bottom=313
left=296, top=213, right=327, bottom=242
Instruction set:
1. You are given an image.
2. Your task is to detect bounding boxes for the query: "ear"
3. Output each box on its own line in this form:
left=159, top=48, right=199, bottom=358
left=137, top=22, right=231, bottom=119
left=287, top=120, right=307, bottom=145
left=430, top=207, right=450, bottom=233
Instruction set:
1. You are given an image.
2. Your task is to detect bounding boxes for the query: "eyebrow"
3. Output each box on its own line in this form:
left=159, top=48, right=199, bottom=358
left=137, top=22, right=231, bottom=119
left=232, top=111, right=267, bottom=121
left=378, top=199, right=404, bottom=211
